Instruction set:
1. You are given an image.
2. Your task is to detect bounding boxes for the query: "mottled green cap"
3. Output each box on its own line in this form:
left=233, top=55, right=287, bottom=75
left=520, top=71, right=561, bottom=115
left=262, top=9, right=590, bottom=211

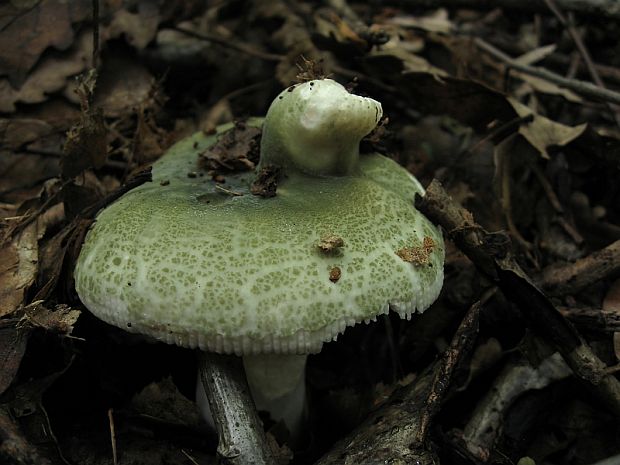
left=74, top=80, right=444, bottom=355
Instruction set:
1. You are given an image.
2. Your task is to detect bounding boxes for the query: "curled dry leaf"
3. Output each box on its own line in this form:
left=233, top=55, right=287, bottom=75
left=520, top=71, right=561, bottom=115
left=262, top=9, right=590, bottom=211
left=508, top=98, right=588, bottom=159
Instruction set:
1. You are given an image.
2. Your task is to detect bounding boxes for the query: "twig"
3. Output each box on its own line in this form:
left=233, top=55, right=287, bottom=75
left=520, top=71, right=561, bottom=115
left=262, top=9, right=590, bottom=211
left=108, top=409, right=117, bottom=465
left=172, top=26, right=283, bottom=62
left=558, top=305, right=620, bottom=332
left=215, top=184, right=243, bottom=196
left=394, top=0, right=620, bottom=20
left=317, top=295, right=484, bottom=463
left=198, top=353, right=274, bottom=465
left=415, top=180, right=620, bottom=417
left=540, top=239, right=620, bottom=295
left=473, top=37, right=620, bottom=105
left=543, top=0, right=620, bottom=126
left=543, top=0, right=602, bottom=88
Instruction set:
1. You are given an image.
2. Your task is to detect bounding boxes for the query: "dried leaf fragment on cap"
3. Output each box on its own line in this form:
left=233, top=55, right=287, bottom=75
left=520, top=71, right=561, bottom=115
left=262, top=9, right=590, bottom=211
left=317, top=234, right=345, bottom=254
left=198, top=122, right=261, bottom=177
left=396, top=236, right=436, bottom=265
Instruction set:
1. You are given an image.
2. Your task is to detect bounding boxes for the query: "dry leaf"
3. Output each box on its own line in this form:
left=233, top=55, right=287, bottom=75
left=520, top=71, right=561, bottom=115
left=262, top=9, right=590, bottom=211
left=199, top=122, right=261, bottom=174
left=513, top=72, right=583, bottom=103
left=367, top=47, right=448, bottom=77
left=0, top=223, right=38, bottom=317
left=21, top=302, right=81, bottom=335
left=0, top=119, right=54, bottom=151
left=508, top=98, right=587, bottom=158
left=0, top=30, right=91, bottom=113
left=0, top=153, right=60, bottom=196
left=0, top=0, right=89, bottom=86
left=105, top=1, right=161, bottom=49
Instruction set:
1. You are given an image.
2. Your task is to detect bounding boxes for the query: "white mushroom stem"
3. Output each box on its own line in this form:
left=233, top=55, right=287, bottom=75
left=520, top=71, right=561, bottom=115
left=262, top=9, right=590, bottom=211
left=197, top=354, right=308, bottom=444
left=259, top=79, right=383, bottom=176
left=243, top=354, right=308, bottom=441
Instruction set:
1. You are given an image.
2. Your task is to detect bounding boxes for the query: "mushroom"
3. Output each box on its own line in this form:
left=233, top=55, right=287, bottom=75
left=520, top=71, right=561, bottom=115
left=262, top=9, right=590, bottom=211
left=74, top=79, right=444, bottom=449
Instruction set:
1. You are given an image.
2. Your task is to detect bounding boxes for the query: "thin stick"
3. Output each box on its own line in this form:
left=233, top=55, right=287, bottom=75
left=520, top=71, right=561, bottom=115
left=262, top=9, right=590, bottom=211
left=172, top=27, right=283, bottom=62
left=473, top=37, right=620, bottom=105
left=199, top=352, right=274, bottom=465
left=92, top=0, right=99, bottom=68
left=543, top=0, right=620, bottom=126
left=181, top=449, right=201, bottom=465
left=395, top=0, right=620, bottom=21
left=541, top=239, right=620, bottom=295
left=215, top=184, right=243, bottom=196
left=108, top=408, right=117, bottom=465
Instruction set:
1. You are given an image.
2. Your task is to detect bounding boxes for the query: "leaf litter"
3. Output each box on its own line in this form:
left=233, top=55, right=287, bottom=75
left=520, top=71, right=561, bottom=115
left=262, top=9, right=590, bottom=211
left=1, top=1, right=620, bottom=464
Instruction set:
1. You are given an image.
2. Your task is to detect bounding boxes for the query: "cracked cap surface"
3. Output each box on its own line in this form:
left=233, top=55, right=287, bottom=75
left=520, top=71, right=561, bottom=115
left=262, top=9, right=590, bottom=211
left=75, top=86, right=444, bottom=355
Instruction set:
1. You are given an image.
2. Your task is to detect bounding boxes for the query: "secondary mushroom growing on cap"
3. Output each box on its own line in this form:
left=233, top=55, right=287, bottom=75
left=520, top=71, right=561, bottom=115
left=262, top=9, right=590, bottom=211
left=74, top=78, right=444, bottom=446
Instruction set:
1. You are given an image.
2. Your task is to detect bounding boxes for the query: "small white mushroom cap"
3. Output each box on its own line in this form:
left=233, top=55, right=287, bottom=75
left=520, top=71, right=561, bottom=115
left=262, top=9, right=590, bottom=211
left=74, top=80, right=444, bottom=356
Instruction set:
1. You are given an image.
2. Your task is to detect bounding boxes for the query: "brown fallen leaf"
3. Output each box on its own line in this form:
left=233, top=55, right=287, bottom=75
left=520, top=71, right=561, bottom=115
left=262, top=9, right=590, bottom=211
left=199, top=122, right=261, bottom=174
left=0, top=320, right=29, bottom=396
left=366, top=46, right=448, bottom=78
left=508, top=98, right=588, bottom=159
left=0, top=118, right=54, bottom=151
left=0, top=222, right=38, bottom=318
left=0, top=0, right=89, bottom=86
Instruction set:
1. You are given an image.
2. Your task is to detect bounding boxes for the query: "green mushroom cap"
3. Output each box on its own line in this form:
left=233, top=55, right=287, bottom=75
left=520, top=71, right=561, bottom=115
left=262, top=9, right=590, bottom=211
left=74, top=79, right=444, bottom=355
